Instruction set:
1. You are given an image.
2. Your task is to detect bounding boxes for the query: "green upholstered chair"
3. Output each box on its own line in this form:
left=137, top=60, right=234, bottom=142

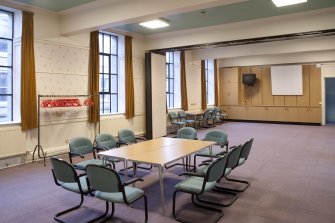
left=86, top=164, right=148, bottom=223
left=196, top=145, right=242, bottom=206
left=172, top=155, right=227, bottom=223
left=224, top=138, right=254, bottom=192
left=193, top=130, right=229, bottom=171
left=215, top=107, right=228, bottom=123
left=197, top=109, right=212, bottom=128
left=178, top=110, right=196, bottom=128
left=95, top=133, right=125, bottom=169
left=118, top=129, right=152, bottom=173
left=69, top=137, right=106, bottom=171
left=165, top=127, right=198, bottom=170
left=169, top=111, right=186, bottom=129
left=50, top=158, right=105, bottom=223
left=209, top=108, right=219, bottom=126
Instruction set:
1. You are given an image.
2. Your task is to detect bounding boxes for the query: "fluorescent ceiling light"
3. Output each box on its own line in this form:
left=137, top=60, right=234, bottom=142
left=272, top=0, right=307, bottom=7
left=139, top=19, right=169, bottom=29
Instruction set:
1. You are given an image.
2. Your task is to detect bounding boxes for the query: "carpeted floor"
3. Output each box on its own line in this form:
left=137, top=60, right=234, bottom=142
left=0, top=122, right=334, bottom=223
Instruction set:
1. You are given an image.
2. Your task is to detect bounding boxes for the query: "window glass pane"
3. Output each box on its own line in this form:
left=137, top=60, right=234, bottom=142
left=99, top=34, right=102, bottom=52
left=99, top=55, right=103, bottom=73
left=103, top=35, right=110, bottom=54
left=0, top=68, right=12, bottom=93
left=0, top=11, right=13, bottom=39
left=111, top=74, right=117, bottom=93
left=111, top=36, right=117, bottom=55
left=111, top=55, right=117, bottom=74
left=111, top=94, right=117, bottom=113
left=169, top=64, right=174, bottom=78
left=169, top=79, right=174, bottom=92
left=103, top=55, right=109, bottom=73
left=0, top=95, right=12, bottom=122
left=102, top=94, right=111, bottom=113
left=103, top=74, right=110, bottom=92
left=0, top=40, right=12, bottom=66
left=169, top=94, right=174, bottom=108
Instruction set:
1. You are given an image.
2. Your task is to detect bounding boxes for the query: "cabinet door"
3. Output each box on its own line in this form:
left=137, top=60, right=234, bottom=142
left=309, top=107, right=321, bottom=123
left=275, top=107, right=298, bottom=122
left=309, top=65, right=321, bottom=107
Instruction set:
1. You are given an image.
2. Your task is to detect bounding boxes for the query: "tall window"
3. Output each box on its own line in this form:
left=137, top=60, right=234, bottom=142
left=166, top=51, right=181, bottom=109
left=99, top=32, right=119, bottom=114
left=0, top=10, right=13, bottom=123
left=205, top=59, right=215, bottom=105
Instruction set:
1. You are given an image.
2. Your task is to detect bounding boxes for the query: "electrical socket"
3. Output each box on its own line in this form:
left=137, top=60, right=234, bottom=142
left=65, top=139, right=70, bottom=144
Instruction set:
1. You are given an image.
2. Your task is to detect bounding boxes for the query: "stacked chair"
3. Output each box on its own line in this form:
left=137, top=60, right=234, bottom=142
left=169, top=111, right=186, bottom=130
left=178, top=110, right=196, bottom=128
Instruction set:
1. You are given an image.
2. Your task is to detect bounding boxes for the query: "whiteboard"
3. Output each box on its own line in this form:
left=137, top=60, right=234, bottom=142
left=271, top=65, right=303, bottom=95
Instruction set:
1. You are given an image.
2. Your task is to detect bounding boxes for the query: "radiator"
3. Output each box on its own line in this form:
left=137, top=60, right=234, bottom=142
left=0, top=128, right=26, bottom=159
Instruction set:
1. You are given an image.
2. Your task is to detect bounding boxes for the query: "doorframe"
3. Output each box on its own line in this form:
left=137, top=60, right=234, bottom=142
left=321, top=63, right=335, bottom=125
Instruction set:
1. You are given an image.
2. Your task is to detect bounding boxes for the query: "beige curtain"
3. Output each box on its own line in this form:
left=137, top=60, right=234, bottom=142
left=201, top=60, right=207, bottom=110
left=180, top=50, right=188, bottom=111
left=125, top=36, right=135, bottom=119
left=214, top=59, right=219, bottom=107
left=88, top=31, right=100, bottom=123
left=21, top=11, right=37, bottom=130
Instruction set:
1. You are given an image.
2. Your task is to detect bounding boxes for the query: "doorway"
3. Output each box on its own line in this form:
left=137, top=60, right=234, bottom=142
left=325, top=77, right=335, bottom=125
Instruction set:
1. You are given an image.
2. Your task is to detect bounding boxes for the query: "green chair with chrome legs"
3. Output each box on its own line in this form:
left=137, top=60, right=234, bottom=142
left=86, top=164, right=148, bottom=223
left=172, top=155, right=227, bottom=223
left=193, top=130, right=228, bottom=172
left=50, top=158, right=106, bottom=223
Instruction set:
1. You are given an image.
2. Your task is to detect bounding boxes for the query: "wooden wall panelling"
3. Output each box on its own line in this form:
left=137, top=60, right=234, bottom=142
left=219, top=68, right=225, bottom=105
left=261, top=66, right=274, bottom=105
left=275, top=107, right=298, bottom=122
left=297, top=65, right=310, bottom=106
left=220, top=68, right=239, bottom=105
left=309, top=65, right=321, bottom=107
left=284, top=96, right=297, bottom=106
left=251, top=67, right=262, bottom=105
left=297, top=107, right=321, bottom=123
left=239, top=67, right=251, bottom=105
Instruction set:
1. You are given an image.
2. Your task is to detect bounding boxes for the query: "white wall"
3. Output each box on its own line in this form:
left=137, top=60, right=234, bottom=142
left=0, top=6, right=146, bottom=166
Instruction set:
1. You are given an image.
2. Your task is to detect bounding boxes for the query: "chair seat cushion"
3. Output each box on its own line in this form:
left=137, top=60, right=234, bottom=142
left=175, top=176, right=216, bottom=194
left=173, top=121, right=186, bottom=125
left=95, top=186, right=144, bottom=203
left=61, top=176, right=89, bottom=194
left=185, top=120, right=195, bottom=123
left=197, top=166, right=231, bottom=177
left=196, top=149, right=226, bottom=157
left=106, top=157, right=123, bottom=163
left=75, top=159, right=105, bottom=169
left=238, top=158, right=246, bottom=166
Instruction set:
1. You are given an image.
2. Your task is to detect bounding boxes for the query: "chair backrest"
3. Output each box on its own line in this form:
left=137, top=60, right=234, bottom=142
left=169, top=111, right=179, bottom=123
left=226, top=145, right=243, bottom=170
left=202, top=109, right=211, bottom=120
left=69, top=137, right=94, bottom=155
left=86, top=164, right=121, bottom=193
left=51, top=158, right=77, bottom=183
left=211, top=109, right=218, bottom=117
left=203, top=130, right=228, bottom=147
left=118, top=129, right=136, bottom=144
left=95, top=133, right=117, bottom=149
left=240, top=138, right=254, bottom=160
left=178, top=110, right=187, bottom=119
left=177, top=127, right=197, bottom=139
left=206, top=155, right=227, bottom=182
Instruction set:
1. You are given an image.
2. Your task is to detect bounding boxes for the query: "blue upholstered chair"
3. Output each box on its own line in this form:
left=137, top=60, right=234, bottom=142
left=50, top=158, right=105, bottom=223
left=169, top=111, right=186, bottom=129
left=86, top=164, right=148, bottom=223
left=95, top=133, right=125, bottom=169
left=193, top=130, right=228, bottom=171
left=68, top=137, right=106, bottom=171
left=165, top=127, right=197, bottom=170
left=224, top=138, right=254, bottom=192
left=172, top=155, right=227, bottom=223
left=178, top=110, right=196, bottom=128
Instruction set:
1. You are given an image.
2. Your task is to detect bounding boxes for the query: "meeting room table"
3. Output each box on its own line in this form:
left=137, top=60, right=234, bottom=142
left=98, top=137, right=215, bottom=215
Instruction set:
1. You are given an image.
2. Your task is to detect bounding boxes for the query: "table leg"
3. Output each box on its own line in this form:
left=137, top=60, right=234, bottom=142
left=124, top=160, right=128, bottom=181
left=159, top=165, right=165, bottom=215
left=209, top=145, right=213, bottom=160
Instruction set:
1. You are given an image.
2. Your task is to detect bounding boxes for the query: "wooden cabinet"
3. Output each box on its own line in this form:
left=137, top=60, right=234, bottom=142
left=297, top=107, right=321, bottom=123
left=275, top=107, right=298, bottom=122
left=220, top=68, right=239, bottom=105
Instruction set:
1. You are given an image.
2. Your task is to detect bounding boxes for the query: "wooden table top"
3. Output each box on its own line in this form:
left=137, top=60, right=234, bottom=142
left=98, top=137, right=214, bottom=166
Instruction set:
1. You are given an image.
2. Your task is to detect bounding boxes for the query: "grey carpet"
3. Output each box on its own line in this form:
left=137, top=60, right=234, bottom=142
left=0, top=122, right=334, bottom=223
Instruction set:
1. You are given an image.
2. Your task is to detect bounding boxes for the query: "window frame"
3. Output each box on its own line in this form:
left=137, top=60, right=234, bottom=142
left=99, top=32, right=119, bottom=114
left=166, top=51, right=175, bottom=109
left=0, top=9, right=14, bottom=123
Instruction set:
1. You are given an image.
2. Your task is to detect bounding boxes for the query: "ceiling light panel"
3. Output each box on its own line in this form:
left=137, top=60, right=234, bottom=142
left=139, top=19, right=169, bottom=29
left=272, top=0, right=307, bottom=7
